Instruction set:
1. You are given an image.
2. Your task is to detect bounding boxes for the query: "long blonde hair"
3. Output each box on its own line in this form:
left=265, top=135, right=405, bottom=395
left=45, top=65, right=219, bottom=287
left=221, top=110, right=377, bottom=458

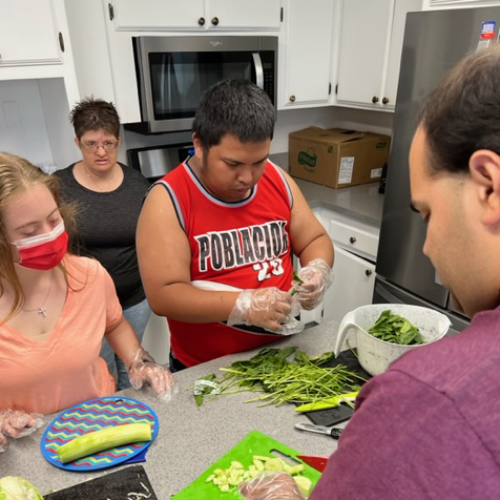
left=0, top=152, right=78, bottom=322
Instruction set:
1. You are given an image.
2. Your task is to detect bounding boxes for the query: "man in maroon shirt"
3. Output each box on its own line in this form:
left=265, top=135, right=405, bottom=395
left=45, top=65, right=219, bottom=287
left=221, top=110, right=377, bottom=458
left=240, top=48, right=500, bottom=500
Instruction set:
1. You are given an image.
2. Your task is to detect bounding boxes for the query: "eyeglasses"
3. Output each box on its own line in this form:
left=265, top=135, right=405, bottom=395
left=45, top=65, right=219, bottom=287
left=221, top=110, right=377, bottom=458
left=80, top=140, right=119, bottom=152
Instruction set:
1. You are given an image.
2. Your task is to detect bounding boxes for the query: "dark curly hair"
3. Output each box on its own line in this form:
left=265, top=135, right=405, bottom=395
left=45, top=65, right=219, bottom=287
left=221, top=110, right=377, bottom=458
left=192, top=79, right=276, bottom=151
left=70, top=97, right=121, bottom=139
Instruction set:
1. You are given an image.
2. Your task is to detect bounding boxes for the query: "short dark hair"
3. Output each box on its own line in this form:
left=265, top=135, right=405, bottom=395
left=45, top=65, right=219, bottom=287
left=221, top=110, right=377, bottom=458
left=192, top=79, right=276, bottom=150
left=70, top=97, right=121, bottom=139
left=418, top=47, right=500, bottom=175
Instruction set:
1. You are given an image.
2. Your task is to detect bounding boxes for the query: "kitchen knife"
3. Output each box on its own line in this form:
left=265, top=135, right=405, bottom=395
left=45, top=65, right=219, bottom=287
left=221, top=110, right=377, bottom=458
left=294, top=422, right=343, bottom=439
left=296, top=454, right=329, bottom=473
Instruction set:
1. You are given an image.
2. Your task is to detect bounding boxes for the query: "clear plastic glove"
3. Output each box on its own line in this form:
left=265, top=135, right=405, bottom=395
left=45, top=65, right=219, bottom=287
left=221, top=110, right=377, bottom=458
left=0, top=409, right=44, bottom=453
left=239, top=472, right=305, bottom=500
left=294, top=258, right=333, bottom=310
left=228, top=287, right=294, bottom=334
left=127, top=348, right=176, bottom=401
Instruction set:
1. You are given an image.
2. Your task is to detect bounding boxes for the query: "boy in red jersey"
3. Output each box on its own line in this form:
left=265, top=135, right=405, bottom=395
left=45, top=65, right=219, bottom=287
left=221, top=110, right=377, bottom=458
left=137, top=80, right=334, bottom=370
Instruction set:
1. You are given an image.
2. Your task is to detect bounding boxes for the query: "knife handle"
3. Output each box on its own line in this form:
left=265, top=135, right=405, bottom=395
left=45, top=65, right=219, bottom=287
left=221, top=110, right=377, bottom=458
left=330, top=427, right=343, bottom=440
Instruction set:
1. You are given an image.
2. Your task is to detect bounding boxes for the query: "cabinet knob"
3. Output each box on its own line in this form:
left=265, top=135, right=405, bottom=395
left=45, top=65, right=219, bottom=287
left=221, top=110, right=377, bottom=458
left=349, top=236, right=357, bottom=244
left=365, top=269, right=373, bottom=277
left=382, top=97, right=390, bottom=105
left=372, top=96, right=379, bottom=104
left=198, top=17, right=205, bottom=26
left=211, top=17, right=219, bottom=25
left=289, top=95, right=296, bottom=102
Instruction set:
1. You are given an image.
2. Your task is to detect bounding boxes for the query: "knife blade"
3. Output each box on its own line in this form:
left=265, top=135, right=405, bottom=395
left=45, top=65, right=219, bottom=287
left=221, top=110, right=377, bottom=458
left=296, top=454, right=329, bottom=473
left=294, top=422, right=343, bottom=439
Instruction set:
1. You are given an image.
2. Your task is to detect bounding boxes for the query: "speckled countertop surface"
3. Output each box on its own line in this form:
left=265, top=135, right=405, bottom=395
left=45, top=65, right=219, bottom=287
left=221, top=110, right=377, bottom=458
left=295, top=179, right=384, bottom=228
left=0, top=322, right=345, bottom=498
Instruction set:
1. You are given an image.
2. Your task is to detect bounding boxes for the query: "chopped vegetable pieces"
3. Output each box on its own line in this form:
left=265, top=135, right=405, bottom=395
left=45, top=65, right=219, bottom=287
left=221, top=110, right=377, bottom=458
left=295, top=390, right=359, bottom=413
left=367, top=310, right=425, bottom=345
left=206, top=455, right=311, bottom=496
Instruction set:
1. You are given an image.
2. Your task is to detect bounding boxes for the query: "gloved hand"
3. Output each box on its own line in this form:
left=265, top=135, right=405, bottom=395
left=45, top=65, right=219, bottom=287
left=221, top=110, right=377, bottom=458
left=227, top=287, right=293, bottom=333
left=127, top=348, right=176, bottom=401
left=294, top=258, right=333, bottom=310
left=239, top=472, right=305, bottom=500
left=0, top=409, right=44, bottom=453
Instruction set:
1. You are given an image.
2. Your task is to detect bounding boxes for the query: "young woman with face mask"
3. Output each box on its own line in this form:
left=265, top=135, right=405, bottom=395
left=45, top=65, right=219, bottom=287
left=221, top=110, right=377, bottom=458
left=0, top=152, right=175, bottom=453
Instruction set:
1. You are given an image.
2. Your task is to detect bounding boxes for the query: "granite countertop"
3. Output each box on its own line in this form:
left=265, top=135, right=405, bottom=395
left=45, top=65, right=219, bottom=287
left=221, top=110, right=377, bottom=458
left=0, top=322, right=345, bottom=498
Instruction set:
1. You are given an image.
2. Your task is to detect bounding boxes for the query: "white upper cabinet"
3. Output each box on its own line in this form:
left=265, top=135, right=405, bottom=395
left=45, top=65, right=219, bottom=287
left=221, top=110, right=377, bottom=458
left=335, top=0, right=422, bottom=110
left=111, top=0, right=206, bottom=30
left=0, top=0, right=61, bottom=66
left=280, top=0, right=335, bottom=108
left=207, top=0, right=281, bottom=30
left=336, top=0, right=392, bottom=108
left=0, top=0, right=79, bottom=108
left=110, top=0, right=281, bottom=31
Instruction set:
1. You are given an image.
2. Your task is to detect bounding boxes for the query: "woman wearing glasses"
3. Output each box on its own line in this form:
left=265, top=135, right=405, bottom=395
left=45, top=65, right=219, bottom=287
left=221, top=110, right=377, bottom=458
left=54, top=98, right=151, bottom=390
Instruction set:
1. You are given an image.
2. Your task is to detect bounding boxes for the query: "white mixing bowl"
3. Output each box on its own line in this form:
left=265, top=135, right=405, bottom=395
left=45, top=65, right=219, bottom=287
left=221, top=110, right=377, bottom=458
left=333, top=304, right=452, bottom=376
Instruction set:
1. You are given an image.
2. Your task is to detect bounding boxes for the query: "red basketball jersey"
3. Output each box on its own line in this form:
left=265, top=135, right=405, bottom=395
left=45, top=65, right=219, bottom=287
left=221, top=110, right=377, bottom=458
left=155, top=159, right=295, bottom=367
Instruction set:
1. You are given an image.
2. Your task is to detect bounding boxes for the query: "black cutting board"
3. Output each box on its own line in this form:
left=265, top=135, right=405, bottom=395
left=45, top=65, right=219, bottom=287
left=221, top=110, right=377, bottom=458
left=303, top=350, right=371, bottom=427
left=44, top=465, right=158, bottom=500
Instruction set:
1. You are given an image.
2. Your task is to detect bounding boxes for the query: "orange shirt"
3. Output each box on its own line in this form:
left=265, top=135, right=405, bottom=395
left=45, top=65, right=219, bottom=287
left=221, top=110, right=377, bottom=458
left=0, top=255, right=121, bottom=415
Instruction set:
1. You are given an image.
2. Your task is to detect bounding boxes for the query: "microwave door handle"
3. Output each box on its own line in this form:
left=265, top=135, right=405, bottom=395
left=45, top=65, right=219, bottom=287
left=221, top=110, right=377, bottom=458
left=251, top=52, right=264, bottom=89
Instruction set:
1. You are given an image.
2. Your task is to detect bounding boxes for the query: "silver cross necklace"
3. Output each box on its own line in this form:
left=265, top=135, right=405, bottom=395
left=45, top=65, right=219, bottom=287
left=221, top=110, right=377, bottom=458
left=22, top=272, right=54, bottom=318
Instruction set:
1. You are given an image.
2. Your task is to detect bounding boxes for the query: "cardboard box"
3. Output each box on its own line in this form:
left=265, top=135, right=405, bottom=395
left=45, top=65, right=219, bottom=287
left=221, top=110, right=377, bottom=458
left=288, top=127, right=391, bottom=189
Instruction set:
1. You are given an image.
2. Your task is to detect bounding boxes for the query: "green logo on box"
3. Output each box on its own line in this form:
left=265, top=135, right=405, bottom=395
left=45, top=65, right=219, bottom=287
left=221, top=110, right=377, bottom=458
left=376, top=141, right=387, bottom=149
left=298, top=148, right=316, bottom=171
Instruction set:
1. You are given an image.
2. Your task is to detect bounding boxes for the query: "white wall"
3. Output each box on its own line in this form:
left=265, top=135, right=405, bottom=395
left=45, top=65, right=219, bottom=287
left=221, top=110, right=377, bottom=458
left=0, top=80, right=394, bottom=178
left=271, top=105, right=394, bottom=154
left=0, top=78, right=78, bottom=170
left=119, top=104, right=394, bottom=164
left=39, top=78, right=79, bottom=168
left=0, top=80, right=54, bottom=166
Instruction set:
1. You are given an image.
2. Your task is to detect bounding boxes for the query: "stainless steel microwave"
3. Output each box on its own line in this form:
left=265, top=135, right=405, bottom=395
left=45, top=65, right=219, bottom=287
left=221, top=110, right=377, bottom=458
left=126, top=35, right=278, bottom=134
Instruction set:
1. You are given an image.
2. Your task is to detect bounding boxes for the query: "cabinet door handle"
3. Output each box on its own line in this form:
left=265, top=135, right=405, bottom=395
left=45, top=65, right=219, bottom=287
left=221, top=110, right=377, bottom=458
left=58, top=32, right=65, bottom=52
left=289, top=95, right=296, bottom=102
left=372, top=96, right=379, bottom=104
left=365, top=269, right=373, bottom=277
left=382, top=97, right=390, bottom=104
left=198, top=17, right=206, bottom=26
left=211, top=17, right=219, bottom=25
left=349, top=236, right=357, bottom=244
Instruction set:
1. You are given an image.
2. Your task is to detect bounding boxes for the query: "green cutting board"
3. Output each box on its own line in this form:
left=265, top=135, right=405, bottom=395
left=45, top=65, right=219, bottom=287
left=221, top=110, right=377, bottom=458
left=172, top=430, right=322, bottom=499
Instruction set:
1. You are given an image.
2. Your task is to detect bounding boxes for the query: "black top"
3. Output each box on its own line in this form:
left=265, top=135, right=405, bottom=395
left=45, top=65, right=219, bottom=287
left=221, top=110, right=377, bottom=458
left=54, top=163, right=150, bottom=309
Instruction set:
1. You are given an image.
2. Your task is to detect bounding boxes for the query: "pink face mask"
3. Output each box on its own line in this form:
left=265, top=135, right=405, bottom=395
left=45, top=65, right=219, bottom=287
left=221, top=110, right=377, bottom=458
left=11, top=220, right=68, bottom=270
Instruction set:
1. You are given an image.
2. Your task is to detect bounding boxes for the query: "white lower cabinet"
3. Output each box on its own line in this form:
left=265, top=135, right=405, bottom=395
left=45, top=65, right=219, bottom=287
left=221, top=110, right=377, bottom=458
left=322, top=246, right=376, bottom=323
left=303, top=207, right=379, bottom=326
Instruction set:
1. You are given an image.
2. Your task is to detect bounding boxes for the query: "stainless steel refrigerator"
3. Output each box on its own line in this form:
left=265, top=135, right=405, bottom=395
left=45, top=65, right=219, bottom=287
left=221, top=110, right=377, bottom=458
left=375, top=7, right=500, bottom=332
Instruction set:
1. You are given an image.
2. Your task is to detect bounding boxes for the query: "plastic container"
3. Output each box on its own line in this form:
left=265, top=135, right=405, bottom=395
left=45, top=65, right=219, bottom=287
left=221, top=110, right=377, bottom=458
left=333, top=304, right=451, bottom=376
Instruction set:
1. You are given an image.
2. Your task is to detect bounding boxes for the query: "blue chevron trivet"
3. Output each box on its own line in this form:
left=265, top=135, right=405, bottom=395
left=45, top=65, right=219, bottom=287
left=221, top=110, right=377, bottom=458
left=41, top=396, right=159, bottom=471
